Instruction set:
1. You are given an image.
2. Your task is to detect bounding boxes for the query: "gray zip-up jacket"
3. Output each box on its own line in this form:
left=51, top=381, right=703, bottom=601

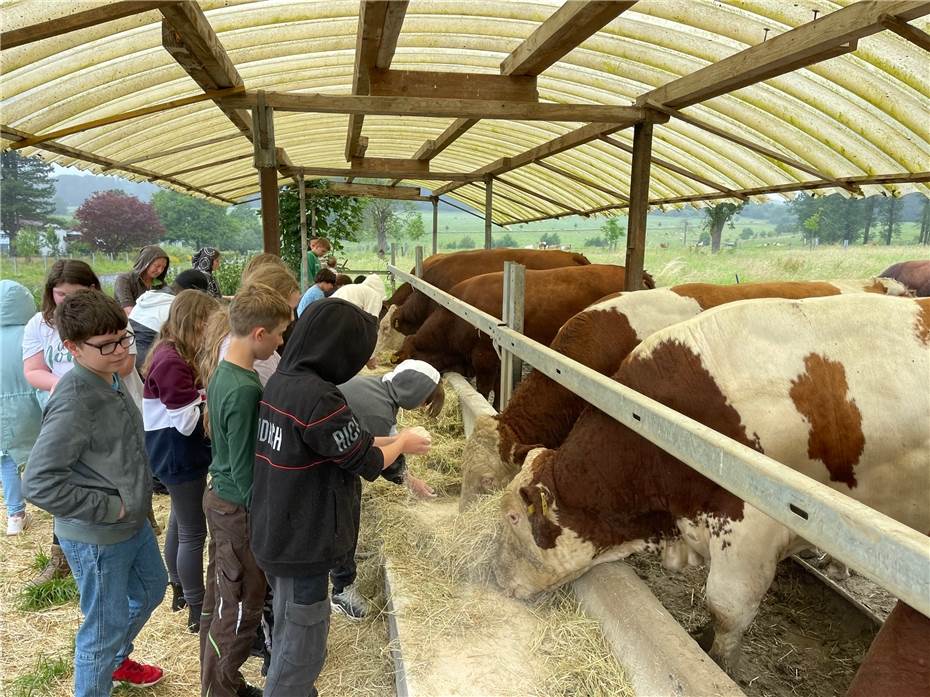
left=23, top=363, right=152, bottom=544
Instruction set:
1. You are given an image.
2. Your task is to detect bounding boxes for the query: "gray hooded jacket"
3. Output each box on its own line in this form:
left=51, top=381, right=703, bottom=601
left=0, top=280, right=42, bottom=464
left=114, top=245, right=170, bottom=308
left=338, top=359, right=440, bottom=483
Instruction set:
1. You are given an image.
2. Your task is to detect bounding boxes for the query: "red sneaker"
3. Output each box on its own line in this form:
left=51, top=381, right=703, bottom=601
left=112, top=657, right=164, bottom=688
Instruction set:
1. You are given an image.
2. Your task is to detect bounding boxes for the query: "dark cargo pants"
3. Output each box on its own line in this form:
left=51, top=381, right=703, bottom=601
left=199, top=488, right=267, bottom=697
left=263, top=573, right=330, bottom=697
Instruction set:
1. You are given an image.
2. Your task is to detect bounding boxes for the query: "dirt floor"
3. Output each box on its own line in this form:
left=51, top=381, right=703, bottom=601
left=0, top=497, right=396, bottom=697
left=625, top=552, right=879, bottom=697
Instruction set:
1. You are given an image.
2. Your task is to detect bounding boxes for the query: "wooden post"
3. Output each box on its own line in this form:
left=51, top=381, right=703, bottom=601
left=415, top=246, right=424, bottom=277
left=298, top=174, right=308, bottom=292
left=499, top=261, right=525, bottom=409
left=252, top=91, right=280, bottom=255
left=390, top=243, right=397, bottom=293
left=484, top=175, right=493, bottom=249
left=624, top=120, right=653, bottom=291
left=431, top=196, right=438, bottom=255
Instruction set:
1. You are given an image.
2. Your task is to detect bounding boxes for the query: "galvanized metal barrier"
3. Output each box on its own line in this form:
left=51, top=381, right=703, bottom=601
left=387, top=261, right=930, bottom=617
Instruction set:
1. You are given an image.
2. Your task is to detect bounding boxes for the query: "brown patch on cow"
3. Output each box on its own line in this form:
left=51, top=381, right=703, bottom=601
left=789, top=353, right=864, bottom=488
left=496, top=305, right=644, bottom=468
left=673, top=280, right=842, bottom=310
left=915, top=298, right=930, bottom=345
left=529, top=340, right=753, bottom=551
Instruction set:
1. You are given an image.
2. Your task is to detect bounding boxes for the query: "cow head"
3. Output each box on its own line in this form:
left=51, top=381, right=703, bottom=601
left=460, top=417, right=541, bottom=511
left=491, top=449, right=643, bottom=598
left=375, top=305, right=406, bottom=356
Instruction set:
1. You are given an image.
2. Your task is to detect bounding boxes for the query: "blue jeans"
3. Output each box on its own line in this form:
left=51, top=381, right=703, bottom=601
left=59, top=523, right=168, bottom=697
left=0, top=452, right=25, bottom=517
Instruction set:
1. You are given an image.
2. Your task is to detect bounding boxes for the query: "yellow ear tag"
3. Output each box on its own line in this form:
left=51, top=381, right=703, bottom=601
left=526, top=504, right=535, bottom=515
left=540, top=496, right=548, bottom=517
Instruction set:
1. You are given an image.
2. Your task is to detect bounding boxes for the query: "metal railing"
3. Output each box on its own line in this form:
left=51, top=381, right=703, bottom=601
left=388, top=259, right=930, bottom=617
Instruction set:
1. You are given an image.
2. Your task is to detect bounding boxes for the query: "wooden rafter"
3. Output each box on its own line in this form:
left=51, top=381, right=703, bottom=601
left=370, top=69, right=538, bottom=102
left=0, top=124, right=235, bottom=204
left=162, top=153, right=252, bottom=179
left=637, top=1, right=930, bottom=110
left=399, top=1, right=637, bottom=179
left=1, top=1, right=170, bottom=49
left=501, top=1, right=637, bottom=76
left=7, top=87, right=244, bottom=151
left=102, top=133, right=243, bottom=170
left=345, top=0, right=409, bottom=161
left=496, top=175, right=584, bottom=215
left=308, top=183, right=430, bottom=201
left=220, top=91, right=645, bottom=123
left=881, top=14, right=930, bottom=51
left=534, top=159, right=629, bottom=202
left=599, top=134, right=746, bottom=199
left=500, top=171, right=930, bottom=225
left=656, top=106, right=856, bottom=192
left=430, top=116, right=661, bottom=197
left=160, top=1, right=252, bottom=140
left=292, top=166, right=471, bottom=181
left=466, top=182, right=551, bottom=217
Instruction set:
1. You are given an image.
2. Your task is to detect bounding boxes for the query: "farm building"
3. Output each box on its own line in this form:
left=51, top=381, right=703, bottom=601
left=1, top=2, right=929, bottom=696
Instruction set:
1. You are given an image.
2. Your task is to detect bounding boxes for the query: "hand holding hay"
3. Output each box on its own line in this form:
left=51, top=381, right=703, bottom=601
left=402, top=426, right=432, bottom=455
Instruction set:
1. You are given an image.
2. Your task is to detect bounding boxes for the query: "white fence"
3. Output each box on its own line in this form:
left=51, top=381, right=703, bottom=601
left=388, top=259, right=930, bottom=618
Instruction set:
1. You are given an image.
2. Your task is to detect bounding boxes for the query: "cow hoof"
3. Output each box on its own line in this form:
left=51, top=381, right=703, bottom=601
left=691, top=622, right=716, bottom=652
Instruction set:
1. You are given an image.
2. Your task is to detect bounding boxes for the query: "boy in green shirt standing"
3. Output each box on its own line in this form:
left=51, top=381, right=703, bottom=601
left=306, top=237, right=330, bottom=283
left=200, top=284, right=292, bottom=697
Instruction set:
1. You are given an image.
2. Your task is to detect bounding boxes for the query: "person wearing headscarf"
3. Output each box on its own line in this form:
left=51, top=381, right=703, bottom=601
left=191, top=247, right=222, bottom=297
left=114, top=245, right=170, bottom=314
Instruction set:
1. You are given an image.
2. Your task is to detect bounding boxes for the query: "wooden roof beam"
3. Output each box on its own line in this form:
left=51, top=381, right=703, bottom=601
left=599, top=134, right=747, bottom=199
left=102, top=132, right=243, bottom=170
left=501, top=1, right=637, bottom=76
left=654, top=106, right=857, bottom=192
left=310, top=183, right=429, bottom=201
left=162, top=153, right=252, bottom=179
left=496, top=175, right=584, bottom=215
left=882, top=14, right=930, bottom=51
left=7, top=87, right=244, bottom=151
left=1, top=124, right=236, bottom=204
left=345, top=0, right=409, bottom=161
left=222, top=91, right=643, bottom=123
left=370, top=69, right=538, bottom=101
left=637, top=1, right=930, bottom=110
left=403, top=2, right=636, bottom=172
left=294, top=166, right=471, bottom=181
left=160, top=1, right=252, bottom=140
left=534, top=159, right=629, bottom=202
left=1, top=1, right=171, bottom=49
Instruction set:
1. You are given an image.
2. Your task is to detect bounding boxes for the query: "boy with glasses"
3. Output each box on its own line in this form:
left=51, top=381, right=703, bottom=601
left=24, top=289, right=167, bottom=696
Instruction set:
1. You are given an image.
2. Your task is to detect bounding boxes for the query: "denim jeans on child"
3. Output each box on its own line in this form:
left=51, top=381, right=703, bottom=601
left=0, top=451, right=25, bottom=517
left=59, top=522, right=167, bottom=697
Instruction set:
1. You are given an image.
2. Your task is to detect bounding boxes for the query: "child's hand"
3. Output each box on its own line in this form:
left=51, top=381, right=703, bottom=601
left=366, top=356, right=379, bottom=370
left=406, top=475, right=436, bottom=499
left=401, top=426, right=432, bottom=455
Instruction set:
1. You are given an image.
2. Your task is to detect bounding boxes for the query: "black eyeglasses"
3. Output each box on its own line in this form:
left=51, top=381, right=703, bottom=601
left=84, top=333, right=135, bottom=356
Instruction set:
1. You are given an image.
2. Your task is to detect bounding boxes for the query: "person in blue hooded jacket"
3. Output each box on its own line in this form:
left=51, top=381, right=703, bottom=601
left=0, top=280, right=43, bottom=536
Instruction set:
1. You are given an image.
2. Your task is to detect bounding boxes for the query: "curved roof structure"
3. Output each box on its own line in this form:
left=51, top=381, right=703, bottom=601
left=2, top=0, right=929, bottom=225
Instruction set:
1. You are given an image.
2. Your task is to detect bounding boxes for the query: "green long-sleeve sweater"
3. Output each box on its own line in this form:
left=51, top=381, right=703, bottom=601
left=207, top=360, right=262, bottom=508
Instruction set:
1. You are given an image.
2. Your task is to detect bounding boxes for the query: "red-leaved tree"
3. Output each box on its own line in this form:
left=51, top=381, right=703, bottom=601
left=75, top=190, right=165, bottom=253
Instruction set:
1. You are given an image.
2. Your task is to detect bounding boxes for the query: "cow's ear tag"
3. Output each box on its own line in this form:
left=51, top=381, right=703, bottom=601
left=526, top=503, right=535, bottom=515
left=540, top=496, right=548, bottom=517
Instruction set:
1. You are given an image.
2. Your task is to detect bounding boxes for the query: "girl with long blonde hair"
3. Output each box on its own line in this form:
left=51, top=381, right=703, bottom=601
left=141, top=289, right=219, bottom=632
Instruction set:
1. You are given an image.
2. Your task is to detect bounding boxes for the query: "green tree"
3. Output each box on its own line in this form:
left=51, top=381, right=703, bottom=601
left=493, top=233, right=519, bottom=248
left=882, top=195, right=902, bottom=245
left=600, top=217, right=626, bottom=251
left=278, top=180, right=366, bottom=276
left=1, top=151, right=56, bottom=249
left=42, top=226, right=61, bottom=255
left=152, top=189, right=258, bottom=251
left=702, top=201, right=745, bottom=253
left=14, top=228, right=41, bottom=257
left=458, top=235, right=476, bottom=249
left=539, top=232, right=561, bottom=248
left=405, top=213, right=426, bottom=242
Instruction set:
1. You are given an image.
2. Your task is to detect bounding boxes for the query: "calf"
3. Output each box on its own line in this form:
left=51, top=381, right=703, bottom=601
left=395, top=264, right=638, bottom=406
left=492, top=293, right=930, bottom=671
left=461, top=278, right=909, bottom=507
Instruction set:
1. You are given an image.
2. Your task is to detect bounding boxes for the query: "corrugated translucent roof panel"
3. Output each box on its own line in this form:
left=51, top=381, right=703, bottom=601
left=2, top=0, right=928, bottom=222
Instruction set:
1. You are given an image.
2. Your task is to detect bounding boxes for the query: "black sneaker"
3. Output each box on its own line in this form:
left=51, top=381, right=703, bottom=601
left=331, top=584, right=370, bottom=621
left=236, top=684, right=262, bottom=697
left=170, top=583, right=187, bottom=612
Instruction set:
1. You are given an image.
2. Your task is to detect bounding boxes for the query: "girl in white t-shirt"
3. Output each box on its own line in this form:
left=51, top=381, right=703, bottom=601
left=21, top=260, right=142, bottom=586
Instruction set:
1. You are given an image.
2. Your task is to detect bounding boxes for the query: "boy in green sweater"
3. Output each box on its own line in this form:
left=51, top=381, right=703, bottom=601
left=200, top=284, right=292, bottom=697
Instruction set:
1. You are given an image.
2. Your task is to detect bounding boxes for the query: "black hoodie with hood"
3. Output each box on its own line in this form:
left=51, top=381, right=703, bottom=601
left=250, top=298, right=384, bottom=577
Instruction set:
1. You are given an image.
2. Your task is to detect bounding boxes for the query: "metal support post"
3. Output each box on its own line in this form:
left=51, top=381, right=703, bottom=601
left=390, top=244, right=397, bottom=293
left=498, top=261, right=526, bottom=408
left=415, top=246, right=424, bottom=278
left=298, top=174, right=308, bottom=292
left=484, top=175, right=493, bottom=249
left=431, top=196, right=438, bottom=256
left=624, top=119, right=653, bottom=290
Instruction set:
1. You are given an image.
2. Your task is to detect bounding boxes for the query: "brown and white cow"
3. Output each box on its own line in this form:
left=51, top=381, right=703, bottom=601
left=879, top=260, right=930, bottom=297
left=492, top=293, right=930, bottom=671
left=395, top=264, right=644, bottom=406
left=460, top=278, right=910, bottom=507
left=376, top=248, right=591, bottom=355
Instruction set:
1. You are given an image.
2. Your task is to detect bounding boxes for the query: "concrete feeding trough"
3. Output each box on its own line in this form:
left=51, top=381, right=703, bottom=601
left=381, top=372, right=744, bottom=697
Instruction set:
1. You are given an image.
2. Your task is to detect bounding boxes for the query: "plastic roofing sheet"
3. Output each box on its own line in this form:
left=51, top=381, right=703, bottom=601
left=1, top=0, right=928, bottom=223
